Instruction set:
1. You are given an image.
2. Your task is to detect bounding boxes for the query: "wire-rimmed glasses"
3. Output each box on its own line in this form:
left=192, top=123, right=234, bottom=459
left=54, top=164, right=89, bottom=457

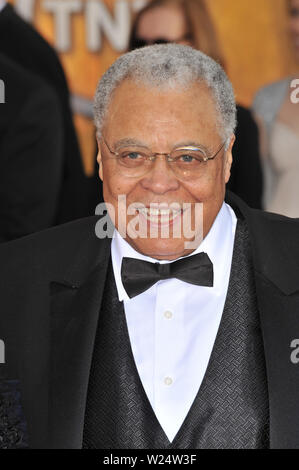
left=101, top=137, right=227, bottom=180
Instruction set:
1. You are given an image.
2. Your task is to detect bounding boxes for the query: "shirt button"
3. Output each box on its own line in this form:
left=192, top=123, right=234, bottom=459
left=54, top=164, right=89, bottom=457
left=164, top=377, right=173, bottom=386
left=164, top=310, right=173, bottom=319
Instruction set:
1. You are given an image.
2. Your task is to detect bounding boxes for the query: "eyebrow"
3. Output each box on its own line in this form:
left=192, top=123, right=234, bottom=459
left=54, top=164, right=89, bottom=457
left=114, top=138, right=149, bottom=149
left=114, top=138, right=210, bottom=152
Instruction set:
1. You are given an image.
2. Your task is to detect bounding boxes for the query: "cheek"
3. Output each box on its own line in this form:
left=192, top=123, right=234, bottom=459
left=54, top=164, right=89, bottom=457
left=104, top=178, right=122, bottom=201
left=102, top=164, right=131, bottom=201
left=102, top=165, right=143, bottom=226
left=187, top=165, right=225, bottom=201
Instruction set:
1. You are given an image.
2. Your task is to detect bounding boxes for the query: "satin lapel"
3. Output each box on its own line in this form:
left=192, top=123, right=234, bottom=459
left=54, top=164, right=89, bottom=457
left=49, top=240, right=111, bottom=449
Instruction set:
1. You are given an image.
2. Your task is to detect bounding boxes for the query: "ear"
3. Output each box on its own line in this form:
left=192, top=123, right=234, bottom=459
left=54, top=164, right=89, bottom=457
left=96, top=136, right=103, bottom=181
left=224, top=134, right=235, bottom=184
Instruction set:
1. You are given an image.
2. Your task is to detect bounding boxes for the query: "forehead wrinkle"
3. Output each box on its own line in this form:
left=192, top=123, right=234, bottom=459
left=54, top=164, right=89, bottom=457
left=113, top=137, right=212, bottom=153
left=153, top=119, right=177, bottom=122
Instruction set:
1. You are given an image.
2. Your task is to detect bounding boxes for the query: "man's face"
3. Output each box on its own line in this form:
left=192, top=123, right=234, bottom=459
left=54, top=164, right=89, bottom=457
left=97, top=79, right=234, bottom=260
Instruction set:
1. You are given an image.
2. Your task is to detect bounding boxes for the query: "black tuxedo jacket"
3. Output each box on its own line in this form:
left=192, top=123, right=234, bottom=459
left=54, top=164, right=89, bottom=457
left=0, top=192, right=299, bottom=449
left=0, top=53, right=63, bottom=242
left=0, top=3, right=89, bottom=223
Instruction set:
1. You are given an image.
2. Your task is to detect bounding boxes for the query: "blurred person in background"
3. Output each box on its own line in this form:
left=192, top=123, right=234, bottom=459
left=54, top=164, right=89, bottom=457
left=0, top=0, right=89, bottom=223
left=128, top=0, right=263, bottom=209
left=253, top=0, right=299, bottom=217
left=0, top=54, right=63, bottom=242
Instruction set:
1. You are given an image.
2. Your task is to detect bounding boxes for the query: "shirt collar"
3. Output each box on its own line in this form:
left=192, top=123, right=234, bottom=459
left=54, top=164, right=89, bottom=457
left=111, top=202, right=237, bottom=302
left=0, top=1, right=6, bottom=12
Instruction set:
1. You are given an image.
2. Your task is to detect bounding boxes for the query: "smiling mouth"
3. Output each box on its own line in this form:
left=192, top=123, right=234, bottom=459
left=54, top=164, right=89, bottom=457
left=136, top=207, right=186, bottom=226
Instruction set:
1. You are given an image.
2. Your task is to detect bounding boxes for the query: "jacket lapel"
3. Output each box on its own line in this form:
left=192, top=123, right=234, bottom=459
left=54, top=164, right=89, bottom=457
left=48, top=234, right=111, bottom=449
left=254, top=272, right=299, bottom=449
left=226, top=191, right=299, bottom=448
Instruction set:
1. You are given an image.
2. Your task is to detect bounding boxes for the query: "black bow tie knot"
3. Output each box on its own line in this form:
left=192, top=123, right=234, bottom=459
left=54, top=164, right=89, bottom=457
left=121, top=252, right=214, bottom=299
left=155, top=262, right=171, bottom=279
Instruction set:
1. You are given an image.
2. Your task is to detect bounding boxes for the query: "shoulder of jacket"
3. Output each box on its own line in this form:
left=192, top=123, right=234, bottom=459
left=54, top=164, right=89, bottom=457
left=0, top=216, right=100, bottom=273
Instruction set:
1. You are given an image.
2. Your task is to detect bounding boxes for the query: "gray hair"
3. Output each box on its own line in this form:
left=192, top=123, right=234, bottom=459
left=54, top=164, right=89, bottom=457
left=94, top=44, right=236, bottom=144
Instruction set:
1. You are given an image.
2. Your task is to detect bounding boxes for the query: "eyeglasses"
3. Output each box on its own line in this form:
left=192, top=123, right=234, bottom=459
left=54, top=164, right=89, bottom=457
left=130, top=33, right=193, bottom=50
left=101, top=137, right=227, bottom=180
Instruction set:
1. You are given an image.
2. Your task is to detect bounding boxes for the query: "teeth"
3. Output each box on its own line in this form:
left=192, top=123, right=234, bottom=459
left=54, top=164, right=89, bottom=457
left=138, top=208, right=181, bottom=215
left=137, top=207, right=182, bottom=222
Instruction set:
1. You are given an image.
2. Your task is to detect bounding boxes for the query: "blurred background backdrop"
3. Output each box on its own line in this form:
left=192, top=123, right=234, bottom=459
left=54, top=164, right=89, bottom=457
left=8, top=0, right=297, bottom=175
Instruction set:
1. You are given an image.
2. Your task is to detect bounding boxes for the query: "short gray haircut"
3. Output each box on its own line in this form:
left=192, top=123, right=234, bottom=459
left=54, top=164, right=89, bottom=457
left=94, top=44, right=237, bottom=144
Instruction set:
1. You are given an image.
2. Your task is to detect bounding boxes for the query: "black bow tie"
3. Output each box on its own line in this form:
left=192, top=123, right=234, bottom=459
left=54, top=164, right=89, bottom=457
left=121, top=253, right=214, bottom=299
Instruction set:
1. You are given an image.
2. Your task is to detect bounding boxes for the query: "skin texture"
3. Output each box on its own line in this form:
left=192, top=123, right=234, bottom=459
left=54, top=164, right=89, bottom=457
left=136, top=4, right=191, bottom=45
left=97, top=79, right=234, bottom=261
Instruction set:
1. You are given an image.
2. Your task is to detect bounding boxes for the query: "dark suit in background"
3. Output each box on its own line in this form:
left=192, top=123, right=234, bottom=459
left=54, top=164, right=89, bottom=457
left=0, top=3, right=89, bottom=223
left=0, top=54, right=63, bottom=242
left=227, top=105, right=263, bottom=209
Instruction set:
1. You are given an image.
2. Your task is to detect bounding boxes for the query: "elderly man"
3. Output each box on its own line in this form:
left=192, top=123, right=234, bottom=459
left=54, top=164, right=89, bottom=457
left=0, top=45, right=299, bottom=450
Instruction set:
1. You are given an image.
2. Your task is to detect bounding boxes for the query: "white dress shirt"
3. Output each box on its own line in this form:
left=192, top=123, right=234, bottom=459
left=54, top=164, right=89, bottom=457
left=111, top=202, right=237, bottom=442
left=0, top=1, right=6, bottom=12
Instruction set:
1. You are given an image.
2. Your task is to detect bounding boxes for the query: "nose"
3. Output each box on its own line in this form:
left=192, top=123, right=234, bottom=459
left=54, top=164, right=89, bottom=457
left=140, top=155, right=180, bottom=194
